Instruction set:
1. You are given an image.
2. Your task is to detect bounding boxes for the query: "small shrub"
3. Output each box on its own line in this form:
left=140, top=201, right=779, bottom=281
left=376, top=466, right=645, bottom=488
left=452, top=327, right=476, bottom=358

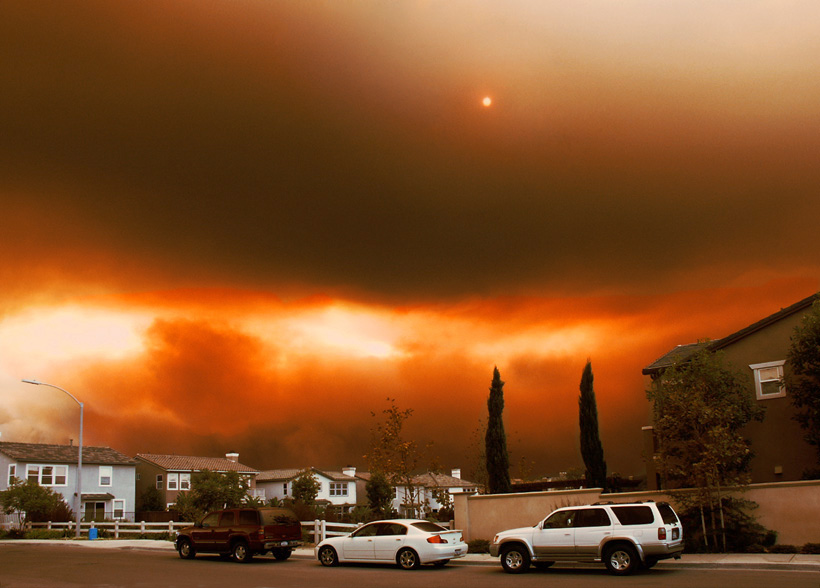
left=800, top=543, right=820, bottom=554
left=743, top=543, right=765, bottom=553
left=768, top=544, right=798, bottom=554
left=24, top=529, right=66, bottom=540
left=467, top=539, right=490, bottom=554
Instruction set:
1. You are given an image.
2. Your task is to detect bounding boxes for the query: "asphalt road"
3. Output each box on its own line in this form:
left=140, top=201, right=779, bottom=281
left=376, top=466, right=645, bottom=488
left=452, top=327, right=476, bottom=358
left=1, top=545, right=819, bottom=588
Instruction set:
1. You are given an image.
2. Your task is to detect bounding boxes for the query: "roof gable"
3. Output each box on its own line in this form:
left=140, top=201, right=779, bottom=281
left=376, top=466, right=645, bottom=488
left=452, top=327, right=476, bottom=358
left=0, top=441, right=136, bottom=466
left=643, top=292, right=819, bottom=376
left=256, top=467, right=355, bottom=483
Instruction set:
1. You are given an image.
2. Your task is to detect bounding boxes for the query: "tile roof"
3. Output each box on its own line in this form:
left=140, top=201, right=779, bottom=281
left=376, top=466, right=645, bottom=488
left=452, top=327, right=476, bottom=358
left=350, top=470, right=478, bottom=488
left=135, top=454, right=258, bottom=473
left=257, top=467, right=355, bottom=482
left=0, top=442, right=136, bottom=465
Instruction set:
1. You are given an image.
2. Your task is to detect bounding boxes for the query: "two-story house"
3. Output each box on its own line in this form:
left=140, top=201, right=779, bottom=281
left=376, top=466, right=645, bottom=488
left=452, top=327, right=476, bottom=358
left=0, top=441, right=137, bottom=521
left=135, top=452, right=260, bottom=509
left=642, top=292, right=819, bottom=488
left=255, top=467, right=357, bottom=512
left=354, top=467, right=479, bottom=518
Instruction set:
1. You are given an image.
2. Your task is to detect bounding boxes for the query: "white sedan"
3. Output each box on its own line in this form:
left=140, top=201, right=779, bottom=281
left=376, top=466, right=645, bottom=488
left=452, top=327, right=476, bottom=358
left=316, top=519, right=468, bottom=569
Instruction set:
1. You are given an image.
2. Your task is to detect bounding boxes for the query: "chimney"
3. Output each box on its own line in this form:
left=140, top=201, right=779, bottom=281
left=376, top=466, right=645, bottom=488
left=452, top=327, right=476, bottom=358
left=451, top=468, right=461, bottom=479
left=226, top=452, right=239, bottom=463
left=342, top=465, right=356, bottom=477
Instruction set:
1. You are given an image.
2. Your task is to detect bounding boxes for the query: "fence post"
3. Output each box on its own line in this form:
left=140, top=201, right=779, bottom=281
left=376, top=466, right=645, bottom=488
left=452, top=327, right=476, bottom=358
left=168, top=520, right=173, bottom=537
left=47, top=521, right=52, bottom=530
left=314, top=519, right=320, bottom=543
left=140, top=521, right=146, bottom=535
left=114, top=520, right=119, bottom=539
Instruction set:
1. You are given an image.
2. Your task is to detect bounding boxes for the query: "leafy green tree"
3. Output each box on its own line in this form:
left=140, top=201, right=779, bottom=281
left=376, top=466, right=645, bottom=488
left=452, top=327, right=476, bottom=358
left=137, top=486, right=165, bottom=512
left=647, top=347, right=764, bottom=550
left=365, top=470, right=393, bottom=517
left=365, top=398, right=423, bottom=516
left=786, top=299, right=820, bottom=471
left=485, top=366, right=511, bottom=494
left=0, top=479, right=72, bottom=529
left=579, top=360, right=607, bottom=489
left=291, top=470, right=321, bottom=504
left=171, top=469, right=250, bottom=521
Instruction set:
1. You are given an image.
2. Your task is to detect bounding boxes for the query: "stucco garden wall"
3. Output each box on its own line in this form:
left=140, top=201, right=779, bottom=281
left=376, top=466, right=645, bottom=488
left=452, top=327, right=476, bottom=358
left=454, top=480, right=820, bottom=546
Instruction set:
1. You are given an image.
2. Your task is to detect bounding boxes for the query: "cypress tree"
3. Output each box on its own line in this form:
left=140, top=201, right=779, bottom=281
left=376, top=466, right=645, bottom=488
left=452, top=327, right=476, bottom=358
left=579, top=359, right=607, bottom=489
left=485, top=366, right=512, bottom=493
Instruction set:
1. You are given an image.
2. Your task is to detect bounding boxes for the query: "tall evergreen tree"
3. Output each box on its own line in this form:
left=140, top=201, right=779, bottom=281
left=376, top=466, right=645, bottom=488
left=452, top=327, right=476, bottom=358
left=579, top=359, right=607, bottom=489
left=485, top=366, right=511, bottom=493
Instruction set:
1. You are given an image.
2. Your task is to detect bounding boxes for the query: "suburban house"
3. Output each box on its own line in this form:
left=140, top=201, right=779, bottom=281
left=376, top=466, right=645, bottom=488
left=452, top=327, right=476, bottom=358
left=0, top=441, right=137, bottom=521
left=642, top=292, right=819, bottom=488
left=256, top=467, right=358, bottom=512
left=355, top=468, right=479, bottom=518
left=135, top=452, right=260, bottom=509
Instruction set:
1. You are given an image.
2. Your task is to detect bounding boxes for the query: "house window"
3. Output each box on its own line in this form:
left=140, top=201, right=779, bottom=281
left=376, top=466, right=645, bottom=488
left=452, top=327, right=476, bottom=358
left=329, top=482, right=348, bottom=497
left=24, top=464, right=68, bottom=486
left=113, top=499, right=125, bottom=519
left=167, top=473, right=178, bottom=490
left=156, top=474, right=164, bottom=489
left=283, top=482, right=288, bottom=496
left=8, top=464, right=16, bottom=485
left=750, top=360, right=786, bottom=399
left=180, top=473, right=191, bottom=490
left=54, top=466, right=67, bottom=485
left=99, top=466, right=113, bottom=486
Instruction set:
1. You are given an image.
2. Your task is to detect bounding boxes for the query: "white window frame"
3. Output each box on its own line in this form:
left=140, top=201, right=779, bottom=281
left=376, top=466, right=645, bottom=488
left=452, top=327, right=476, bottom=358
left=99, top=466, right=113, bottom=487
left=25, top=464, right=68, bottom=486
left=156, top=474, right=164, bottom=490
left=8, top=464, right=17, bottom=485
left=750, top=360, right=786, bottom=400
left=329, top=482, right=348, bottom=497
left=113, top=499, right=126, bottom=520
left=180, top=473, right=191, bottom=490
left=167, top=473, right=179, bottom=491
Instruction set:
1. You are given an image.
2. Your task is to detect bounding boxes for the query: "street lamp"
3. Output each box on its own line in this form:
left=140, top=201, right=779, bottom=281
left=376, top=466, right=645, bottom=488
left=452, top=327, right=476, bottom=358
left=21, top=379, right=84, bottom=539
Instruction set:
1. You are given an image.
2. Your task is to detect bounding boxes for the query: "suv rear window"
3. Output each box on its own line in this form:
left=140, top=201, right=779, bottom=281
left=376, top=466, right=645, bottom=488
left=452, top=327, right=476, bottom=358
left=260, top=508, right=299, bottom=525
left=611, top=506, right=655, bottom=525
left=657, top=503, right=679, bottom=525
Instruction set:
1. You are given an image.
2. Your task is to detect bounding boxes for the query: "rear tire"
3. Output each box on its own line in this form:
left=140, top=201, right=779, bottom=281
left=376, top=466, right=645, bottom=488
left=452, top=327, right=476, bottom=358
left=644, top=557, right=658, bottom=569
left=432, top=559, right=449, bottom=567
left=232, top=541, right=253, bottom=563
left=272, top=548, right=292, bottom=561
left=500, top=545, right=531, bottom=574
left=534, top=561, right=554, bottom=570
left=397, top=547, right=421, bottom=570
left=604, top=544, right=640, bottom=575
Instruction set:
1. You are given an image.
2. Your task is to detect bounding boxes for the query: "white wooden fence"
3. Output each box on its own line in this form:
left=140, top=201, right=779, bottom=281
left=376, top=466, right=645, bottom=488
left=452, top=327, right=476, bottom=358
left=24, top=519, right=359, bottom=542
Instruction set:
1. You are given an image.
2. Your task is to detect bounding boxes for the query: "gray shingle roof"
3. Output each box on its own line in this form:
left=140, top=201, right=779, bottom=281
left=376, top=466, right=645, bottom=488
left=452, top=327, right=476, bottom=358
left=136, top=454, right=258, bottom=473
left=0, top=441, right=136, bottom=465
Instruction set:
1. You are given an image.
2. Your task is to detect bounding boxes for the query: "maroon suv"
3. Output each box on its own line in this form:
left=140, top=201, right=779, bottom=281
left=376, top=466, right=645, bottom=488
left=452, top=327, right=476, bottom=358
left=176, top=507, right=302, bottom=563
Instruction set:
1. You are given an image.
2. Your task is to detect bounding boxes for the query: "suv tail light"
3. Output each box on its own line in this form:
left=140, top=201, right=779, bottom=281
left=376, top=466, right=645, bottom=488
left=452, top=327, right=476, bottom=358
left=427, top=535, right=448, bottom=544
left=657, top=527, right=667, bottom=540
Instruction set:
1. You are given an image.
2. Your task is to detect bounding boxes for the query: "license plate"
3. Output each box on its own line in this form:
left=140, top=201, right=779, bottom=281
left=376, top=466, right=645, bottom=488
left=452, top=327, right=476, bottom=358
left=280, top=541, right=289, bottom=547
left=454, top=549, right=463, bottom=555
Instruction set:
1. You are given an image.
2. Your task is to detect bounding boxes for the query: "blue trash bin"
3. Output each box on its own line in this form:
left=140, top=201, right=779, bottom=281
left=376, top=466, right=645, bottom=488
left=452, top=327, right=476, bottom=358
left=89, top=528, right=98, bottom=540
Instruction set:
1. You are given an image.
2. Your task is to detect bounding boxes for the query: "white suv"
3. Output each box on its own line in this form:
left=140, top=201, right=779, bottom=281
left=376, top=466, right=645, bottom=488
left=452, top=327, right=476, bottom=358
left=489, top=501, right=683, bottom=575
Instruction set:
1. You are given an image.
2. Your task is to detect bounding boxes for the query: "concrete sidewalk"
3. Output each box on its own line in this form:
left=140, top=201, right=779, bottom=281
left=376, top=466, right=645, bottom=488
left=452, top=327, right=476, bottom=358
left=3, top=540, right=819, bottom=571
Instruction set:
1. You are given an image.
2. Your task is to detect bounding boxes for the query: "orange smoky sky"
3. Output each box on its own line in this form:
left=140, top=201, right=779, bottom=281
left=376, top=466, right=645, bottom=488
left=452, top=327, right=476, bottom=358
left=1, top=1, right=819, bottom=479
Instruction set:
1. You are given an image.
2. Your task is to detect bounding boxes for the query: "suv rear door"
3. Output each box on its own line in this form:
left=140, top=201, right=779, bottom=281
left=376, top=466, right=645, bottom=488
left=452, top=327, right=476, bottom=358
left=573, top=507, right=613, bottom=556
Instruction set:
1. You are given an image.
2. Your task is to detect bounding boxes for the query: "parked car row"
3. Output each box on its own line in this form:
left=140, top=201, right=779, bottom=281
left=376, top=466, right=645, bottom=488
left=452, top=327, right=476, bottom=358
left=175, top=500, right=683, bottom=575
